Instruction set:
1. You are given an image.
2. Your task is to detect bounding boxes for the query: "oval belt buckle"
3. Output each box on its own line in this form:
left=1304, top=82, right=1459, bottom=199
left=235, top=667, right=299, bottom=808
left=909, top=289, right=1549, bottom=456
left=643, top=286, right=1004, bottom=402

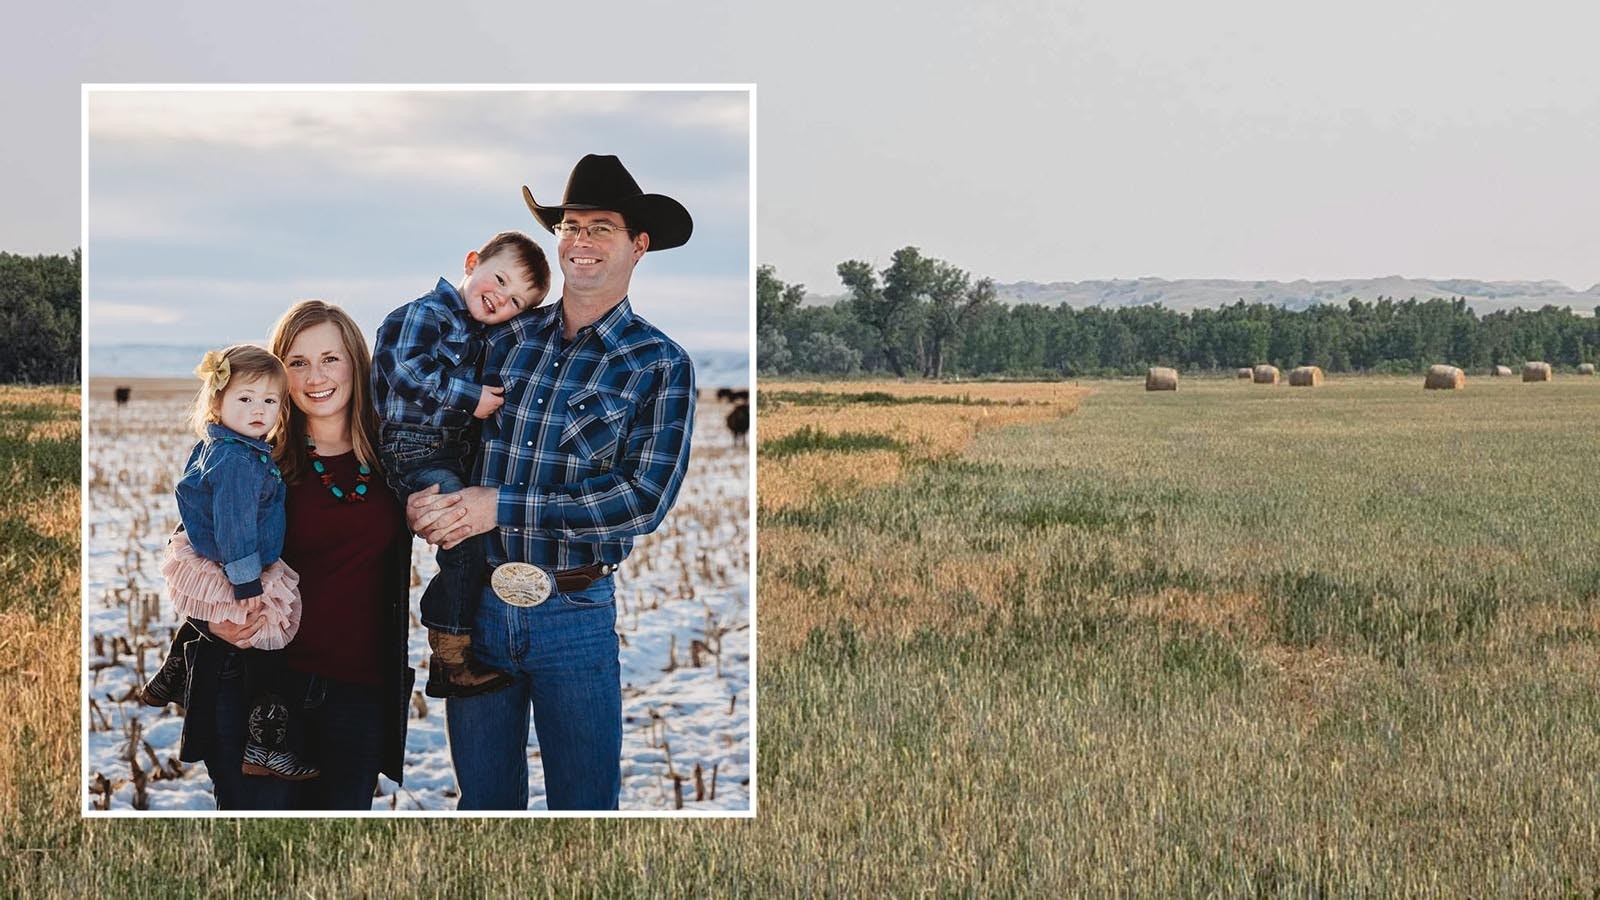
left=490, top=562, right=553, bottom=607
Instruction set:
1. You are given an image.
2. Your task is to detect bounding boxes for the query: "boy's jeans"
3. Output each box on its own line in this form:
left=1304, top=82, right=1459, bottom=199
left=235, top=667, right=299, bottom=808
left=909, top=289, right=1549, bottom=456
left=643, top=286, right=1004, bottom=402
left=445, top=580, right=623, bottom=810
left=378, top=423, right=483, bottom=635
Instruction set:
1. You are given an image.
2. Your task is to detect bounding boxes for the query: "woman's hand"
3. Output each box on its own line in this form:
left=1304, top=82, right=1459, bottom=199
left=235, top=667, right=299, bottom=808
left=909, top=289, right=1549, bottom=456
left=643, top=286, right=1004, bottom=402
left=208, top=613, right=267, bottom=650
left=406, top=483, right=498, bottom=550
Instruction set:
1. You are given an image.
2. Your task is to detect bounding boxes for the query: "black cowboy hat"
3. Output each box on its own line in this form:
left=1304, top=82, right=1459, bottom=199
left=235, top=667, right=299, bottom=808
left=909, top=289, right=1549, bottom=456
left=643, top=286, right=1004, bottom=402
left=522, top=154, right=693, bottom=252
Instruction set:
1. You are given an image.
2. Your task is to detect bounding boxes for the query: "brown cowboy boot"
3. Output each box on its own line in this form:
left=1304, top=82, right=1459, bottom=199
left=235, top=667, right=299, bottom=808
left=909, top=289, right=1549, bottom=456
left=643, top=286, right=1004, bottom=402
left=138, top=642, right=188, bottom=707
left=425, top=630, right=515, bottom=699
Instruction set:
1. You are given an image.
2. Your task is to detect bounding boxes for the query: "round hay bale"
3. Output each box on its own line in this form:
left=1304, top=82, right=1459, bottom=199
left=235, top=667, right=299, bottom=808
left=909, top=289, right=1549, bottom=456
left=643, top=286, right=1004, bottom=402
left=1424, top=364, right=1465, bottom=390
left=1236, top=367, right=1253, bottom=379
left=1251, top=364, right=1280, bottom=385
left=1578, top=363, right=1596, bottom=375
left=1491, top=365, right=1512, bottom=377
left=1522, top=361, right=1553, bottom=382
left=1145, top=367, right=1179, bottom=391
left=1288, top=366, right=1324, bottom=387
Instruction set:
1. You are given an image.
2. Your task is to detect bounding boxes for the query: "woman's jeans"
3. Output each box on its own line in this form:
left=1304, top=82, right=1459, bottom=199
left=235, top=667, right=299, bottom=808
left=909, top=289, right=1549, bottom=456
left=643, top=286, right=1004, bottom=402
left=205, top=653, right=385, bottom=810
left=446, top=578, right=622, bottom=810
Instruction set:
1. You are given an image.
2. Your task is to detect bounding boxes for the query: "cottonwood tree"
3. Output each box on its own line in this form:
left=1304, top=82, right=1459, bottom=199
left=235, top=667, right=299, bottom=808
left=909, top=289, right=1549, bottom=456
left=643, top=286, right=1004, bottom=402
left=838, top=249, right=932, bottom=379
left=756, top=265, right=807, bottom=374
left=923, top=264, right=993, bottom=379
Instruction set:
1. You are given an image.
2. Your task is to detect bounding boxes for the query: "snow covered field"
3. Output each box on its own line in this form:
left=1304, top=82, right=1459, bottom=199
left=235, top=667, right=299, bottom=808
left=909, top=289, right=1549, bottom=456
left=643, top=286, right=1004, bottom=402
left=83, top=384, right=751, bottom=813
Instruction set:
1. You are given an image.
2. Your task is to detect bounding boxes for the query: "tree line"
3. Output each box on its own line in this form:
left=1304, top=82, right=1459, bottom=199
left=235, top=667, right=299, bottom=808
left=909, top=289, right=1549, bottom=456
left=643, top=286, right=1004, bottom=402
left=0, top=250, right=81, bottom=384
left=759, top=249, right=1600, bottom=378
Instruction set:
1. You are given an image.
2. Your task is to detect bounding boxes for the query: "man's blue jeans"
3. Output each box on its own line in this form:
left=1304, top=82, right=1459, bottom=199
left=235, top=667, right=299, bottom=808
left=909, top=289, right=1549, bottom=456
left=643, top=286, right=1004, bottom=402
left=445, top=579, right=622, bottom=810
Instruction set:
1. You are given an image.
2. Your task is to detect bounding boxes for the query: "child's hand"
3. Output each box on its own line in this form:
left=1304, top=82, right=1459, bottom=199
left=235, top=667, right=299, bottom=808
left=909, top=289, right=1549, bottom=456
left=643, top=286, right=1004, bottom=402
left=474, top=385, right=506, bottom=419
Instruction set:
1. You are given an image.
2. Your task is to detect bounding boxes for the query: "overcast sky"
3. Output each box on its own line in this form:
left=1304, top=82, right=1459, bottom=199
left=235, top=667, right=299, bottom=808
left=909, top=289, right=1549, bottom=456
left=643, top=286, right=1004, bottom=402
left=85, top=88, right=749, bottom=351
left=7, top=1, right=1600, bottom=306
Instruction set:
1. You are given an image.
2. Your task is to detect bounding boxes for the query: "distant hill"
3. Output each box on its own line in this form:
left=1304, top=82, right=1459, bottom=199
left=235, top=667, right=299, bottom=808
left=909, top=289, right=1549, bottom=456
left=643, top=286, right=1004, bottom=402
left=808, top=277, right=1600, bottom=316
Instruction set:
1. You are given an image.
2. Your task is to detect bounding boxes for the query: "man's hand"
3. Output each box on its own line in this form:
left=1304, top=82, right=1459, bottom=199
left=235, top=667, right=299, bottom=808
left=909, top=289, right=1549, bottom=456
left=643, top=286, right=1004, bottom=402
left=209, top=613, right=267, bottom=649
left=473, top=385, right=505, bottom=419
left=406, top=483, right=500, bottom=549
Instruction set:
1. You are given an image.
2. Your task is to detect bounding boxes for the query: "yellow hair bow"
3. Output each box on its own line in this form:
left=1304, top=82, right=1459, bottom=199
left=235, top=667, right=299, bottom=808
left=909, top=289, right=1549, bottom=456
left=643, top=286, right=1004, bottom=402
left=194, top=350, right=231, bottom=393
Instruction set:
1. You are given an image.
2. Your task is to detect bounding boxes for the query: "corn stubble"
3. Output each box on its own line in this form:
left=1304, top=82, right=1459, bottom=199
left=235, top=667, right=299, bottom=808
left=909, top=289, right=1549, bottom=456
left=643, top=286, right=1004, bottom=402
left=6, top=378, right=1600, bottom=895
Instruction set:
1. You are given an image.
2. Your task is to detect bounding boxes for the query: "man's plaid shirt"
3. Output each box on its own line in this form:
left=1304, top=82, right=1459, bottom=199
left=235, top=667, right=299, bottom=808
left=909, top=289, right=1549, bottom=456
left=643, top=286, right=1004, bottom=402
left=477, top=295, right=695, bottom=569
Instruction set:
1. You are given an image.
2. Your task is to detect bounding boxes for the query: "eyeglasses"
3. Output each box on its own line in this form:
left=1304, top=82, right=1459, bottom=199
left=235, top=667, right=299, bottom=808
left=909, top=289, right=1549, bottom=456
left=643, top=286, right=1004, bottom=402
left=551, top=222, right=630, bottom=240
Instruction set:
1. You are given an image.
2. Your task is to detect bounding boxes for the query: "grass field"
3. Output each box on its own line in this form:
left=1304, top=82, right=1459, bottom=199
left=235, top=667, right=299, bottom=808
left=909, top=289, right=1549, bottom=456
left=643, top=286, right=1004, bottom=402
left=758, top=375, right=1600, bottom=894
left=4, top=376, right=1600, bottom=894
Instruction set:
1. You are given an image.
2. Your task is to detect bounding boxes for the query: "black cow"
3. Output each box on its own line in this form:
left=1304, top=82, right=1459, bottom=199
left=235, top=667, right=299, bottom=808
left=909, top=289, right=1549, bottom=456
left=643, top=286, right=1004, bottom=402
left=726, top=402, right=749, bottom=447
left=114, top=386, right=132, bottom=406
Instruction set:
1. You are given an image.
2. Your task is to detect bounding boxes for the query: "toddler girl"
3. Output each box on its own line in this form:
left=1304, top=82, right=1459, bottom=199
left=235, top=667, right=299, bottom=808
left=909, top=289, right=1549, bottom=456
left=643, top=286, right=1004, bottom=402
left=139, top=345, right=317, bottom=781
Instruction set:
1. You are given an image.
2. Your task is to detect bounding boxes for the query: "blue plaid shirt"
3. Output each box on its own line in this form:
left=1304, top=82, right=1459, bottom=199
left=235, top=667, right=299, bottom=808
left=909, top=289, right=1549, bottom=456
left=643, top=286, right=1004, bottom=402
left=372, top=278, right=490, bottom=431
left=478, top=295, right=695, bottom=569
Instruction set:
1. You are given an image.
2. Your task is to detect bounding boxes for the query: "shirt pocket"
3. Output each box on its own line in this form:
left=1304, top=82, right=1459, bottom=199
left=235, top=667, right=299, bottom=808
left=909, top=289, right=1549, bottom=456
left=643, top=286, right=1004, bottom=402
left=558, top=389, right=631, bottom=466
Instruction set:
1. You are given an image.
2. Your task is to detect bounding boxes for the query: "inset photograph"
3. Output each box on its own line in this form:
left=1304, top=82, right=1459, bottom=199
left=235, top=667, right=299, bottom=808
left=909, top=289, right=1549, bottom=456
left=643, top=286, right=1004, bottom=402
left=83, top=86, right=752, bottom=814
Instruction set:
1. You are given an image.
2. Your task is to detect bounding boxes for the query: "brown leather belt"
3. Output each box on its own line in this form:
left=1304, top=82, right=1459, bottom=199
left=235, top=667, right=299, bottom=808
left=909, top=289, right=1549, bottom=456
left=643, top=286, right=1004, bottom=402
left=486, top=561, right=616, bottom=593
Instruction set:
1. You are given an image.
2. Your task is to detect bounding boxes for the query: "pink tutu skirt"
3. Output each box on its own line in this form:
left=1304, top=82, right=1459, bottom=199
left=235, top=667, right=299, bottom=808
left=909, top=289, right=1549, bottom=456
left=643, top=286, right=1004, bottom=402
left=161, top=532, right=302, bottom=651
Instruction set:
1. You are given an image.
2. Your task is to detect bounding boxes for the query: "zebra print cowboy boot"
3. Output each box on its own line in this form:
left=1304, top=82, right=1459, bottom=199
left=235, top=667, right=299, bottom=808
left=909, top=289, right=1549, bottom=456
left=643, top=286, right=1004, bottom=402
left=241, top=695, right=320, bottom=781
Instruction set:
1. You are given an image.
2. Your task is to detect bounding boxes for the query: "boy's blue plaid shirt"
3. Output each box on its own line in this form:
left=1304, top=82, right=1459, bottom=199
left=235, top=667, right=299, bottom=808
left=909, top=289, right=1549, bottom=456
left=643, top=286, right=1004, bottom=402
left=477, top=296, right=696, bottom=570
left=372, top=278, right=489, bottom=430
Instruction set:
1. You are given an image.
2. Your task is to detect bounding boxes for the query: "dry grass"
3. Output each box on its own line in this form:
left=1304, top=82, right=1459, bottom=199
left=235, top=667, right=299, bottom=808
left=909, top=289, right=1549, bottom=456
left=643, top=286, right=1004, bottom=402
left=757, top=380, right=1083, bottom=514
left=0, top=387, right=82, bottom=861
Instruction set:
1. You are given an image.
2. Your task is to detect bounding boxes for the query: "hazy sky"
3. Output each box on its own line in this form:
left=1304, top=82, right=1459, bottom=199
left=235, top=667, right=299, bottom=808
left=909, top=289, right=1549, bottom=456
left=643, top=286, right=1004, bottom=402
left=86, top=88, right=749, bottom=351
left=7, top=1, right=1600, bottom=303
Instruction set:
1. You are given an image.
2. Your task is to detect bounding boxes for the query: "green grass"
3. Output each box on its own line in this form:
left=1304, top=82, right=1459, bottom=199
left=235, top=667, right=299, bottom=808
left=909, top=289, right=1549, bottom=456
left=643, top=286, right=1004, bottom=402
left=758, top=425, right=907, bottom=459
left=5, top=378, right=1600, bottom=896
left=760, top=389, right=1017, bottom=407
left=752, top=376, right=1600, bottom=892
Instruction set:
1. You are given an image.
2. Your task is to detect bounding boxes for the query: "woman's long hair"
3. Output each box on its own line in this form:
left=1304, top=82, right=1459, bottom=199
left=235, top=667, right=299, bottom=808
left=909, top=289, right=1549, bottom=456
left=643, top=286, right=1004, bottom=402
left=267, top=300, right=382, bottom=486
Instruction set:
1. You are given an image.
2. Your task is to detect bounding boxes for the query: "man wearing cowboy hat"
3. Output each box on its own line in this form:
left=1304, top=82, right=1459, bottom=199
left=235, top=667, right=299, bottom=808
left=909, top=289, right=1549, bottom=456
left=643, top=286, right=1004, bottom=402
left=407, top=154, right=696, bottom=810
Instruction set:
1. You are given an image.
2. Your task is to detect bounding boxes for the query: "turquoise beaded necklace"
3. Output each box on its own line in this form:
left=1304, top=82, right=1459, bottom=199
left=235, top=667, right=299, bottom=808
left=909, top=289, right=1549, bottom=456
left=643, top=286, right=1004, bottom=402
left=306, top=436, right=370, bottom=502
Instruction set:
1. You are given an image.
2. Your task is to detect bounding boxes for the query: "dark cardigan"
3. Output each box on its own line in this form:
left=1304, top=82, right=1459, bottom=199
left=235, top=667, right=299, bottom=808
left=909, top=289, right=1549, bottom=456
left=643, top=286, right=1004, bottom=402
left=173, top=525, right=415, bottom=785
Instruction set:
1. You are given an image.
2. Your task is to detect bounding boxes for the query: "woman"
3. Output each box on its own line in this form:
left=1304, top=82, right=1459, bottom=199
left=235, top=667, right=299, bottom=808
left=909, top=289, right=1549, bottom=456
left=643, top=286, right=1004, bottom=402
left=173, top=300, right=414, bottom=809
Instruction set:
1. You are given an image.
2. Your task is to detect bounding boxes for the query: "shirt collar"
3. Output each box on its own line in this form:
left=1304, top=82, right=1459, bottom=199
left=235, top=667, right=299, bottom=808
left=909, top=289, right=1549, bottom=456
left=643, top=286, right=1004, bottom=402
left=435, top=278, right=479, bottom=330
left=206, top=423, right=272, bottom=452
left=587, top=296, right=634, bottom=351
left=512, top=296, right=634, bottom=352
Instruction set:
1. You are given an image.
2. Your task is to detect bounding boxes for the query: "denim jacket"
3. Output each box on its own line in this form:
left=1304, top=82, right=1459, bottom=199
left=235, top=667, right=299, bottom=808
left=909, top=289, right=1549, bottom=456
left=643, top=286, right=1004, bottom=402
left=174, top=424, right=285, bottom=599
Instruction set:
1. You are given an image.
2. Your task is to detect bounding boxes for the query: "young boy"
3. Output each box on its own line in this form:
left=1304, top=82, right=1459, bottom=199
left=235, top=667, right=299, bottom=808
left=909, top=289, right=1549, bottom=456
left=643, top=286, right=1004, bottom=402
left=372, top=231, right=551, bottom=698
